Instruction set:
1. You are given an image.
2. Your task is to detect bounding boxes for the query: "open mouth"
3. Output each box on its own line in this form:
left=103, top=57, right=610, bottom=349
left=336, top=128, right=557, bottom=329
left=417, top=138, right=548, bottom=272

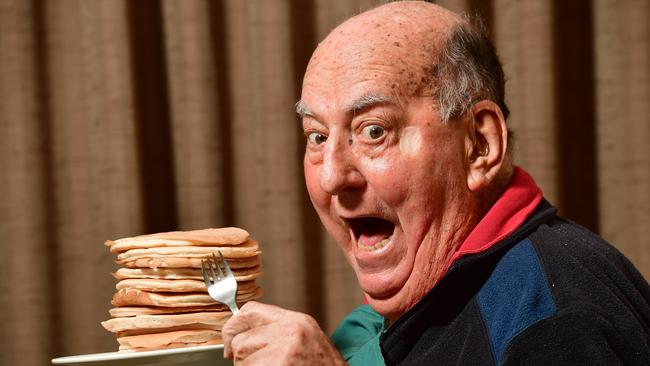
left=347, top=217, right=396, bottom=252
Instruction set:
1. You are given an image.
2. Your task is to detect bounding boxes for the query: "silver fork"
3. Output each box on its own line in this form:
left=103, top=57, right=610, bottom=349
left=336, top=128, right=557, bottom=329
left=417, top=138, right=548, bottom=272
left=201, top=251, right=239, bottom=315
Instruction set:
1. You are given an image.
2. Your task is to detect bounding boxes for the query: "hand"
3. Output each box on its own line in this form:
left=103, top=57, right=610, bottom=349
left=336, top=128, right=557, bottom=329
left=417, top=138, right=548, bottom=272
left=222, top=301, right=347, bottom=365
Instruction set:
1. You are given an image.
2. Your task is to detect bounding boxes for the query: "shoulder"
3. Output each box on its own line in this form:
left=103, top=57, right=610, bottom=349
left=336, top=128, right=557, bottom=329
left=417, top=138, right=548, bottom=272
left=503, top=306, right=650, bottom=365
left=527, top=217, right=650, bottom=310
left=477, top=219, right=650, bottom=364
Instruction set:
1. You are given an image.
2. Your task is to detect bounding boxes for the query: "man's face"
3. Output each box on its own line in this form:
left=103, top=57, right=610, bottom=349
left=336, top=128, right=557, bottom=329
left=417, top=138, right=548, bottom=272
left=300, top=37, right=472, bottom=318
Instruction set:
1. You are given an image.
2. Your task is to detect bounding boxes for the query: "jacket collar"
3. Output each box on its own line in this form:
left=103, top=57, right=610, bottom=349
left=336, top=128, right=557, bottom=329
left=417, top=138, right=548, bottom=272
left=449, top=167, right=543, bottom=265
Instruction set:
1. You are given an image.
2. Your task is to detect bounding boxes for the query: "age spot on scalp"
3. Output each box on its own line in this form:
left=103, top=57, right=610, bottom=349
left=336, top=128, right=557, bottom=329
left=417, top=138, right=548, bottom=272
left=399, top=126, right=422, bottom=156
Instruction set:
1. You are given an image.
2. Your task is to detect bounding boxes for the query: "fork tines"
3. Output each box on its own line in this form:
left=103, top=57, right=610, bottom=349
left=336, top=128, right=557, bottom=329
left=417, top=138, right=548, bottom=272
left=201, top=252, right=226, bottom=285
left=201, top=251, right=240, bottom=314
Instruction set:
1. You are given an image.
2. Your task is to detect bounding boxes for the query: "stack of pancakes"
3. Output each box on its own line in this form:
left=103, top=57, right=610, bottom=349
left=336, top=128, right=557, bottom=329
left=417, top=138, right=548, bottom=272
left=101, top=227, right=262, bottom=352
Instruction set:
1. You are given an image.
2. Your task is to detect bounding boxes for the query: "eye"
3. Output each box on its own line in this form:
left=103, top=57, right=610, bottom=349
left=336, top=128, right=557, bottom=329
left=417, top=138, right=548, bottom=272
left=361, top=125, right=385, bottom=140
left=307, top=132, right=328, bottom=145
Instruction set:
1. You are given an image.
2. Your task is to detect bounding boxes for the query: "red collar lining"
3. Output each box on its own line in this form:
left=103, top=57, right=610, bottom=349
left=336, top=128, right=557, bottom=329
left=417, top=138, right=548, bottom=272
left=449, top=167, right=542, bottom=264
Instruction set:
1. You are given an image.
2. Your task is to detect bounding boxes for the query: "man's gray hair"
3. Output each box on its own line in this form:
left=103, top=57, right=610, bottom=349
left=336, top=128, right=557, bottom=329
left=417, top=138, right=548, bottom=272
left=433, top=20, right=510, bottom=123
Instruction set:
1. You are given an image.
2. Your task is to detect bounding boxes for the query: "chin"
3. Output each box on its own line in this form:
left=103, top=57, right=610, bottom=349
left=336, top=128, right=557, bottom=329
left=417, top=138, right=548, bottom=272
left=355, top=267, right=420, bottom=321
left=361, top=256, right=440, bottom=321
left=365, top=290, right=416, bottom=321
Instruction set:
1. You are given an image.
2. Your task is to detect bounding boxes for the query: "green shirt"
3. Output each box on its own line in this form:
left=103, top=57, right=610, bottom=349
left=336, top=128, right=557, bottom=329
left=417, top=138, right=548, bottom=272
left=331, top=305, right=386, bottom=365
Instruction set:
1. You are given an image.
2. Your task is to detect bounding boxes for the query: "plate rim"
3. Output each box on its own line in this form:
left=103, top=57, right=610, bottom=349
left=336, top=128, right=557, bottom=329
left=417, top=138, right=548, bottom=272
left=51, top=344, right=224, bottom=364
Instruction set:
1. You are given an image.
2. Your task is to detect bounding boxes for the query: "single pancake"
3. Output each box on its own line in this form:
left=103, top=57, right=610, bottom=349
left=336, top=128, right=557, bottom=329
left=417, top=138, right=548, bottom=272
left=119, top=255, right=261, bottom=269
left=116, top=329, right=221, bottom=351
left=112, top=265, right=261, bottom=281
left=115, top=278, right=259, bottom=293
left=105, top=227, right=250, bottom=253
left=111, top=286, right=263, bottom=307
left=102, top=311, right=231, bottom=333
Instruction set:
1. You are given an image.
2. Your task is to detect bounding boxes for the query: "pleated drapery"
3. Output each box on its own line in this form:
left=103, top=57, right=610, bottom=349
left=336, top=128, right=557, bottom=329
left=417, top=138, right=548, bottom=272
left=0, top=1, right=648, bottom=364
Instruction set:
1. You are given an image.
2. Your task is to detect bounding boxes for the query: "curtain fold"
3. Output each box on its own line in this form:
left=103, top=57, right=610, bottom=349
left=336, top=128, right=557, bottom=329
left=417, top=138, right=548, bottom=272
left=594, top=0, right=650, bottom=277
left=0, top=2, right=54, bottom=364
left=162, top=0, right=228, bottom=229
left=493, top=0, right=559, bottom=203
left=0, top=1, right=648, bottom=364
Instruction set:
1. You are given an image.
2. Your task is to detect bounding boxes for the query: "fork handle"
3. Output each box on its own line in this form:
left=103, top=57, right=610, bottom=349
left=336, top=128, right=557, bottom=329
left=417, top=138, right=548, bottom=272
left=228, top=301, right=240, bottom=315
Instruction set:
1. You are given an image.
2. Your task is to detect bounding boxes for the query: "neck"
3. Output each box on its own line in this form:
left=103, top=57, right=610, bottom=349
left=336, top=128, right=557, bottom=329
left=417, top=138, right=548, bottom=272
left=476, top=162, right=514, bottom=218
left=431, top=162, right=515, bottom=287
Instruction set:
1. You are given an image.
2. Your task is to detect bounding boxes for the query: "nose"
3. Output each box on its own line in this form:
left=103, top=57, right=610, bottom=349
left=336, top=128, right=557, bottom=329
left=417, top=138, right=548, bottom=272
left=318, top=138, right=366, bottom=196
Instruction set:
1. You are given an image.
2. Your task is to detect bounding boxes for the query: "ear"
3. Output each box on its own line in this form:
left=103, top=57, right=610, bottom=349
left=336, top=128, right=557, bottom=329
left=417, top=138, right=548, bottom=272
left=465, top=100, right=508, bottom=192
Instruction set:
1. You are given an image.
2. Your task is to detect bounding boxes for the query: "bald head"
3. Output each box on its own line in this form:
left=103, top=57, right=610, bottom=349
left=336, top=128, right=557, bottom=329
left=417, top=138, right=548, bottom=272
left=301, top=1, right=509, bottom=124
left=306, top=2, right=463, bottom=98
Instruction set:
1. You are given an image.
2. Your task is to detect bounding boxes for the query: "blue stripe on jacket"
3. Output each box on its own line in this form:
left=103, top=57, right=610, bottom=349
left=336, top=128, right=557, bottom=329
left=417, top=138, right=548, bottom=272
left=477, top=239, right=557, bottom=365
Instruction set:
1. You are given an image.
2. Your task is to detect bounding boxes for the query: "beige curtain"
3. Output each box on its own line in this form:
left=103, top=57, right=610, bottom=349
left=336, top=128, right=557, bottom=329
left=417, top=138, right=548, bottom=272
left=0, top=0, right=647, bottom=364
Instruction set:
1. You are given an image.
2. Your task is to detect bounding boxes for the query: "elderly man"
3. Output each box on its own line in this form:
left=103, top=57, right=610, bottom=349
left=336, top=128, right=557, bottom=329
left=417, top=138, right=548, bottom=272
left=222, top=1, right=650, bottom=365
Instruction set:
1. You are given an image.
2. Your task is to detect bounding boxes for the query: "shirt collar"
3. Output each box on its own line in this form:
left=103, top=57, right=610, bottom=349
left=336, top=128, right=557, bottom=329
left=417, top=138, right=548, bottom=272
left=449, top=166, right=543, bottom=264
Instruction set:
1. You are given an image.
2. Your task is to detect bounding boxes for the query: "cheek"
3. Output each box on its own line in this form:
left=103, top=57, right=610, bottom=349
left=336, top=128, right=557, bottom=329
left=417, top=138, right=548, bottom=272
left=358, top=129, right=426, bottom=198
left=357, top=156, right=391, bottom=176
left=359, top=155, right=411, bottom=207
left=399, top=126, right=422, bottom=157
left=304, top=158, right=322, bottom=201
left=365, top=150, right=444, bottom=217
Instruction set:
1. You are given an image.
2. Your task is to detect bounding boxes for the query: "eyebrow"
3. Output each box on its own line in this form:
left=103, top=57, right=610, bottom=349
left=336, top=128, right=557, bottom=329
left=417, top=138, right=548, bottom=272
left=295, top=100, right=313, bottom=118
left=295, top=93, right=394, bottom=119
left=345, top=93, right=393, bottom=115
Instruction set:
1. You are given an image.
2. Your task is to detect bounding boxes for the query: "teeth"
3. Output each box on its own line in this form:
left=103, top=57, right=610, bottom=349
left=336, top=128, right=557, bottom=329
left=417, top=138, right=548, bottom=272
left=359, top=238, right=390, bottom=252
left=375, top=238, right=389, bottom=249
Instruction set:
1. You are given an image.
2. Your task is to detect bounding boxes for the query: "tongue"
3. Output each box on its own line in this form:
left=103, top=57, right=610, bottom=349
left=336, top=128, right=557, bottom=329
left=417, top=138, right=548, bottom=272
left=350, top=217, right=395, bottom=248
left=359, top=232, right=391, bottom=247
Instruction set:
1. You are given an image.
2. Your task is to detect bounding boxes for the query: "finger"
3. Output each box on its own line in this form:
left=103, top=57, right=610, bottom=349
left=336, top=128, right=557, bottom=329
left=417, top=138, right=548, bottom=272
left=222, top=301, right=287, bottom=358
left=231, top=317, right=332, bottom=364
left=236, top=346, right=281, bottom=366
left=222, top=302, right=263, bottom=358
left=223, top=314, right=254, bottom=359
left=230, top=323, right=276, bottom=362
left=237, top=300, right=287, bottom=323
left=237, top=342, right=322, bottom=366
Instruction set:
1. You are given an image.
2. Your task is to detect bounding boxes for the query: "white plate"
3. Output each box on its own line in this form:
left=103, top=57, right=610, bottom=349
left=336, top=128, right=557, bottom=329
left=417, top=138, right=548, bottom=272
left=51, top=344, right=232, bottom=366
